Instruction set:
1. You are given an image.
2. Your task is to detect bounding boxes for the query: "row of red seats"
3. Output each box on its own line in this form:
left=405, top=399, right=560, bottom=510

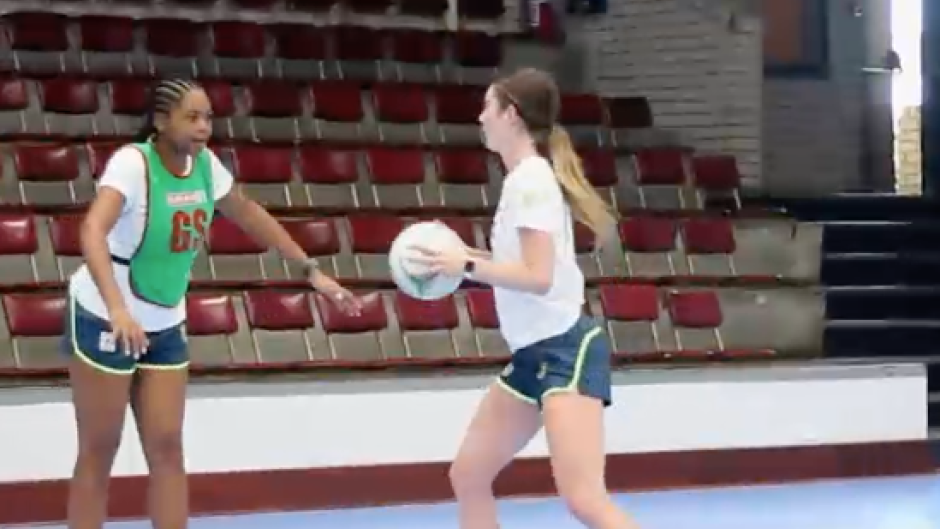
left=0, top=213, right=740, bottom=263
left=2, top=285, right=771, bottom=369
left=5, top=142, right=738, bottom=191
left=10, top=0, right=503, bottom=18
left=5, top=15, right=505, bottom=68
left=1, top=78, right=651, bottom=130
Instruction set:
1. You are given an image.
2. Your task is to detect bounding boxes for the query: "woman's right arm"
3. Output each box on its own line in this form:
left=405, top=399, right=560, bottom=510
left=80, top=188, right=128, bottom=315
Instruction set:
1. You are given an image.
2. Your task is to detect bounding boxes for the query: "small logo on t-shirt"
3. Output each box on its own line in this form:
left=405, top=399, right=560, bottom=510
left=166, top=190, right=207, bottom=207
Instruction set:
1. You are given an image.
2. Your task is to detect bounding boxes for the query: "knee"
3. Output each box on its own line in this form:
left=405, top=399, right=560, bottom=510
left=77, top=431, right=122, bottom=470
left=143, top=431, right=184, bottom=470
left=448, top=457, right=496, bottom=497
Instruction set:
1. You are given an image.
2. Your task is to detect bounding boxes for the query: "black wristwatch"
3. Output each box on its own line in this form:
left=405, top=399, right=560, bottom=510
left=463, top=259, right=476, bottom=279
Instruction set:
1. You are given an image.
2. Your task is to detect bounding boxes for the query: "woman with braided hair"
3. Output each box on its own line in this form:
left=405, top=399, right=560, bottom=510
left=63, top=79, right=361, bottom=529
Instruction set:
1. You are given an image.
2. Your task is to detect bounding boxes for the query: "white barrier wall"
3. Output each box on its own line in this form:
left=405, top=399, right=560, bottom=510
left=0, top=363, right=927, bottom=483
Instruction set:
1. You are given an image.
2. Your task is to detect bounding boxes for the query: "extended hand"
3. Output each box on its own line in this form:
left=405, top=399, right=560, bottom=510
left=310, top=272, right=363, bottom=316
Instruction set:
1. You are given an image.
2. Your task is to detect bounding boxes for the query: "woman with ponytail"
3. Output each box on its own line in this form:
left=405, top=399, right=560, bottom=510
left=410, top=68, right=638, bottom=529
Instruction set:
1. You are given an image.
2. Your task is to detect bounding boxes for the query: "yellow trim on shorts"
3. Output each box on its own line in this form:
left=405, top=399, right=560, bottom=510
left=495, top=375, right=538, bottom=405
left=69, top=295, right=136, bottom=376
left=541, top=326, right=602, bottom=400
left=137, top=361, right=190, bottom=371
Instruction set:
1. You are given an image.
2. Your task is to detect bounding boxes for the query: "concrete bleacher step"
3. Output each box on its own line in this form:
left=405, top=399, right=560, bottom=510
left=747, top=194, right=940, bottom=222
left=824, top=321, right=940, bottom=358
left=821, top=253, right=940, bottom=287
left=826, top=287, right=940, bottom=320
left=822, top=222, right=940, bottom=254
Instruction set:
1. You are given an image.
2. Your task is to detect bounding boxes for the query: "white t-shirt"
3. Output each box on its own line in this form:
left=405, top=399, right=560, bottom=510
left=69, top=145, right=235, bottom=331
left=490, top=156, right=584, bottom=352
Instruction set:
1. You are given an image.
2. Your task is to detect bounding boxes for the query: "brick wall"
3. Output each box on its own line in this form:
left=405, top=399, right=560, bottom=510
left=564, top=0, right=892, bottom=196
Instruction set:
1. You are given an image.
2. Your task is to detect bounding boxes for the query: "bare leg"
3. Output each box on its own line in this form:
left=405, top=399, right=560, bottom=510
left=130, top=367, right=189, bottom=529
left=450, top=382, right=543, bottom=529
left=68, top=359, right=133, bottom=529
left=543, top=392, right=640, bottom=529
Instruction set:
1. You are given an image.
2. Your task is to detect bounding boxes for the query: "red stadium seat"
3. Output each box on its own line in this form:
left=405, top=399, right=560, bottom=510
left=393, top=292, right=460, bottom=331
left=14, top=144, right=80, bottom=182
left=579, top=149, right=619, bottom=187
left=208, top=217, right=265, bottom=255
left=271, top=24, right=329, bottom=61
left=244, top=291, right=314, bottom=331
left=211, top=21, right=266, bottom=59
left=619, top=217, right=679, bottom=277
left=390, top=29, right=445, bottom=64
left=41, top=79, right=98, bottom=114
left=600, top=284, right=660, bottom=323
left=436, top=149, right=490, bottom=185
left=372, top=83, right=429, bottom=123
left=347, top=214, right=405, bottom=254
left=634, top=149, right=687, bottom=186
left=334, top=26, right=384, bottom=62
left=346, top=214, right=404, bottom=278
left=394, top=291, right=462, bottom=361
left=49, top=214, right=82, bottom=256
left=463, top=288, right=508, bottom=358
left=3, top=12, right=69, bottom=51
left=426, top=216, right=476, bottom=246
left=298, top=146, right=359, bottom=184
left=681, top=218, right=737, bottom=278
left=682, top=218, right=736, bottom=254
left=666, top=290, right=721, bottom=328
left=314, top=291, right=388, bottom=362
left=310, top=81, right=364, bottom=122
left=143, top=19, right=200, bottom=57
left=605, top=97, right=653, bottom=129
left=366, top=148, right=425, bottom=185
left=109, top=79, right=150, bottom=115
left=691, top=155, right=743, bottom=208
left=0, top=78, right=29, bottom=111
left=78, top=16, right=135, bottom=52
left=3, top=293, right=65, bottom=337
left=561, top=94, right=606, bottom=126
left=0, top=214, right=40, bottom=284
left=597, top=283, right=661, bottom=360
left=465, top=288, right=498, bottom=329
left=452, top=32, right=503, bottom=68
left=244, top=82, right=303, bottom=117
left=433, top=85, right=484, bottom=124
left=85, top=143, right=121, bottom=179
left=282, top=218, right=341, bottom=257
left=231, top=145, right=294, bottom=184
left=186, top=294, right=239, bottom=335
left=619, top=217, right=677, bottom=253
left=366, top=147, right=426, bottom=207
left=202, top=81, right=237, bottom=118
left=2, top=292, right=67, bottom=372
left=186, top=293, right=239, bottom=367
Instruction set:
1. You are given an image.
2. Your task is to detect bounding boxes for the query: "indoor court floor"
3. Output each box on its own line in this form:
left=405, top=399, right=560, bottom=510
left=26, top=474, right=940, bottom=529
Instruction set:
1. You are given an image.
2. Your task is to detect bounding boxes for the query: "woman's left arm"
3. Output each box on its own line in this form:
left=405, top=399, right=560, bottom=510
left=216, top=188, right=362, bottom=314
left=217, top=187, right=307, bottom=263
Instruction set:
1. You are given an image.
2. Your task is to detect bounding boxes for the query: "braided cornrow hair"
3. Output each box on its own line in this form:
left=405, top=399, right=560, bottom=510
left=132, top=79, right=199, bottom=143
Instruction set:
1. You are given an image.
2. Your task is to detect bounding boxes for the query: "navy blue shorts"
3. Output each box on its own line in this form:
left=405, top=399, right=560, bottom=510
left=61, top=297, right=189, bottom=375
left=497, top=315, right=612, bottom=408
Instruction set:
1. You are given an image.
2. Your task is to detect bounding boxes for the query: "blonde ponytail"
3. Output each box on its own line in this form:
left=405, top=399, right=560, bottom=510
left=548, top=125, right=618, bottom=244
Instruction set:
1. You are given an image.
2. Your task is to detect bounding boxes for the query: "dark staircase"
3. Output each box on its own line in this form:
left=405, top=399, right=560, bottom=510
left=749, top=194, right=940, bottom=438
